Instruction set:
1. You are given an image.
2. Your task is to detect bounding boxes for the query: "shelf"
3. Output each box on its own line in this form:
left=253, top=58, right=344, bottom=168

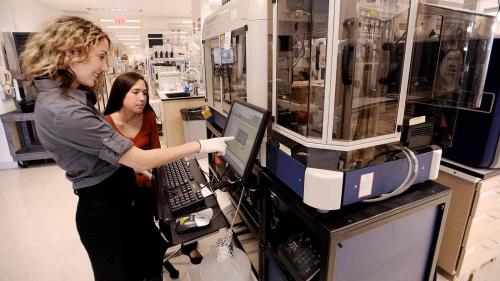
left=265, top=249, right=317, bottom=281
left=277, top=99, right=307, bottom=108
left=151, top=57, right=187, bottom=62
left=0, top=110, right=35, bottom=122
left=277, top=99, right=322, bottom=111
left=13, top=146, right=52, bottom=162
left=206, top=122, right=223, bottom=137
left=0, top=110, right=53, bottom=163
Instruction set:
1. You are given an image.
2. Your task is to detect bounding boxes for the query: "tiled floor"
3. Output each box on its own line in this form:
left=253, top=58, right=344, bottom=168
left=0, top=163, right=93, bottom=281
left=1, top=161, right=465, bottom=281
left=0, top=160, right=257, bottom=281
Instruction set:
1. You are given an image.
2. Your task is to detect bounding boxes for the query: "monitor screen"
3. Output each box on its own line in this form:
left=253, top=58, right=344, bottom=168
left=212, top=47, right=222, bottom=65
left=222, top=101, right=270, bottom=180
left=221, top=48, right=234, bottom=64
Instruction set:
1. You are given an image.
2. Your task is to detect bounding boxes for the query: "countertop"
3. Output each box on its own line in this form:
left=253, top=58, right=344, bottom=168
left=158, top=90, right=206, bottom=101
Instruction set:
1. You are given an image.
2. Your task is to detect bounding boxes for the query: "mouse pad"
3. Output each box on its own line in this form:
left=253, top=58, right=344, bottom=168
left=169, top=207, right=228, bottom=245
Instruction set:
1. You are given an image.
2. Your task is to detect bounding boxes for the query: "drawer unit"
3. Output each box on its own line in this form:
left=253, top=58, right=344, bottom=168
left=474, top=181, right=500, bottom=217
left=466, top=209, right=500, bottom=248
left=461, top=231, right=500, bottom=275
left=439, top=255, right=500, bottom=281
left=436, top=159, right=500, bottom=279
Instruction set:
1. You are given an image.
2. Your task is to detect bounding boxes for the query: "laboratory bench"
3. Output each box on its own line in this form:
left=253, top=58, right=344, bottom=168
left=157, top=90, right=205, bottom=147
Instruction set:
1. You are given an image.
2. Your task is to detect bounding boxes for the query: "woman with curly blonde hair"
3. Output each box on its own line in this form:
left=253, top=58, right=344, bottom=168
left=23, top=16, right=233, bottom=281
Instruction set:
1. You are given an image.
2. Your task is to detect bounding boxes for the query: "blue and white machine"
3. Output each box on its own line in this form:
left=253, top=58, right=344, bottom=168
left=202, top=0, right=497, bottom=211
left=405, top=4, right=498, bottom=169
left=265, top=0, right=438, bottom=211
left=266, top=1, right=496, bottom=211
left=443, top=38, right=500, bottom=168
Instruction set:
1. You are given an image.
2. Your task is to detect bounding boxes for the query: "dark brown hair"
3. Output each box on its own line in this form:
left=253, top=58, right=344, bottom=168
left=104, top=72, right=154, bottom=115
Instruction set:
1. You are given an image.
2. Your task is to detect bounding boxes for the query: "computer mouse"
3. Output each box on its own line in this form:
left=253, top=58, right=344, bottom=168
left=175, top=208, right=213, bottom=234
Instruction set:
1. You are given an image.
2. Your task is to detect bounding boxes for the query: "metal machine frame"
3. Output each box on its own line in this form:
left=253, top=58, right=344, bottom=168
left=271, top=0, right=419, bottom=151
left=201, top=1, right=497, bottom=211
left=260, top=170, right=451, bottom=281
left=202, top=0, right=270, bottom=113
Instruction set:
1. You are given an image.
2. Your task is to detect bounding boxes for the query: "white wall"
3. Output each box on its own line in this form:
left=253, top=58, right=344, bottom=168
left=191, top=0, right=222, bottom=30
left=0, top=0, right=62, bottom=32
left=0, top=24, right=17, bottom=168
left=0, top=0, right=62, bottom=169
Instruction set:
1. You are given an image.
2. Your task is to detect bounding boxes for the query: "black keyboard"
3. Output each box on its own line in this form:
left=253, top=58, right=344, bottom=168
left=157, top=160, right=204, bottom=215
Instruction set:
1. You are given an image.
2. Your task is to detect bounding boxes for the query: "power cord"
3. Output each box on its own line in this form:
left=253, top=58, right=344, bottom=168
left=363, top=145, right=419, bottom=203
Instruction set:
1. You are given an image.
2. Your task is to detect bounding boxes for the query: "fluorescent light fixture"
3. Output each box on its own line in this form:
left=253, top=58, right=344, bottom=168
left=100, top=19, right=141, bottom=23
left=181, top=20, right=193, bottom=24
left=88, top=8, right=142, bottom=13
left=107, top=26, right=140, bottom=29
left=116, top=35, right=141, bottom=38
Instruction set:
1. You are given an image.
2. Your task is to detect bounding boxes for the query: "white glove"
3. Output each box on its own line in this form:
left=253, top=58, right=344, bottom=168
left=198, top=136, right=235, bottom=155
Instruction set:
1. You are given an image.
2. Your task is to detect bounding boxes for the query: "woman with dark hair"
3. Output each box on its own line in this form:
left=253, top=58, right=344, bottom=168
left=25, top=16, right=233, bottom=281
left=104, top=72, right=159, bottom=188
left=104, top=72, right=204, bottom=278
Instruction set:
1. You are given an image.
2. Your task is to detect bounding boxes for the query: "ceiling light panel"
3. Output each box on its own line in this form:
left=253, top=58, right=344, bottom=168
left=88, top=8, right=142, bottom=13
left=107, top=26, right=140, bottom=29
left=115, top=36, right=141, bottom=39
left=100, top=19, right=141, bottom=23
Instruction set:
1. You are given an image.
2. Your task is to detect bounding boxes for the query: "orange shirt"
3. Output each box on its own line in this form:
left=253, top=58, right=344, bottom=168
left=105, top=110, right=160, bottom=188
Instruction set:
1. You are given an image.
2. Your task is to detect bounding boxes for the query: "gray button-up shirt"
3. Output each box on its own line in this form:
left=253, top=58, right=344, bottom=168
left=33, top=79, right=133, bottom=189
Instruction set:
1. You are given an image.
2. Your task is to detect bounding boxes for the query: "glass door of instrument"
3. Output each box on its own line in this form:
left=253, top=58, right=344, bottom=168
left=204, top=37, right=223, bottom=112
left=275, top=0, right=329, bottom=139
left=333, top=0, right=411, bottom=142
left=408, top=3, right=496, bottom=109
left=221, top=27, right=247, bottom=114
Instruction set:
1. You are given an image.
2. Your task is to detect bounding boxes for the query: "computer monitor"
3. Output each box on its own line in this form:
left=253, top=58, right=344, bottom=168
left=222, top=100, right=270, bottom=182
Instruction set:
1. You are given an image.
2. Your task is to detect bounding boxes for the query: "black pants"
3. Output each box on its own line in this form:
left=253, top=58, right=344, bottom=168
left=75, top=166, right=167, bottom=281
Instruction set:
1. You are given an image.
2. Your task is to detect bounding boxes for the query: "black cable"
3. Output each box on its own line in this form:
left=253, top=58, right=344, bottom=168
left=200, top=168, right=217, bottom=194
left=200, top=162, right=233, bottom=193
left=395, top=31, right=407, bottom=45
left=366, top=149, right=401, bottom=166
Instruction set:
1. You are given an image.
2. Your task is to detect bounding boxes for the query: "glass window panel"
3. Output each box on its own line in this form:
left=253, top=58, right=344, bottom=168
left=408, top=4, right=496, bottom=109
left=307, top=0, right=329, bottom=139
left=334, top=0, right=411, bottom=141
left=406, top=4, right=495, bottom=149
left=277, top=0, right=328, bottom=139
left=221, top=27, right=247, bottom=114
left=204, top=37, right=223, bottom=112
left=421, top=0, right=482, bottom=12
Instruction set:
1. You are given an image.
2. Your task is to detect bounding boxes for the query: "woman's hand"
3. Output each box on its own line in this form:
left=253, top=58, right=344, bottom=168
left=119, top=137, right=234, bottom=171
left=198, top=136, right=235, bottom=155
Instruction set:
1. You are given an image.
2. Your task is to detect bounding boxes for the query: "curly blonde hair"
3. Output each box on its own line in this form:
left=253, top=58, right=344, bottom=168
left=21, top=16, right=110, bottom=89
